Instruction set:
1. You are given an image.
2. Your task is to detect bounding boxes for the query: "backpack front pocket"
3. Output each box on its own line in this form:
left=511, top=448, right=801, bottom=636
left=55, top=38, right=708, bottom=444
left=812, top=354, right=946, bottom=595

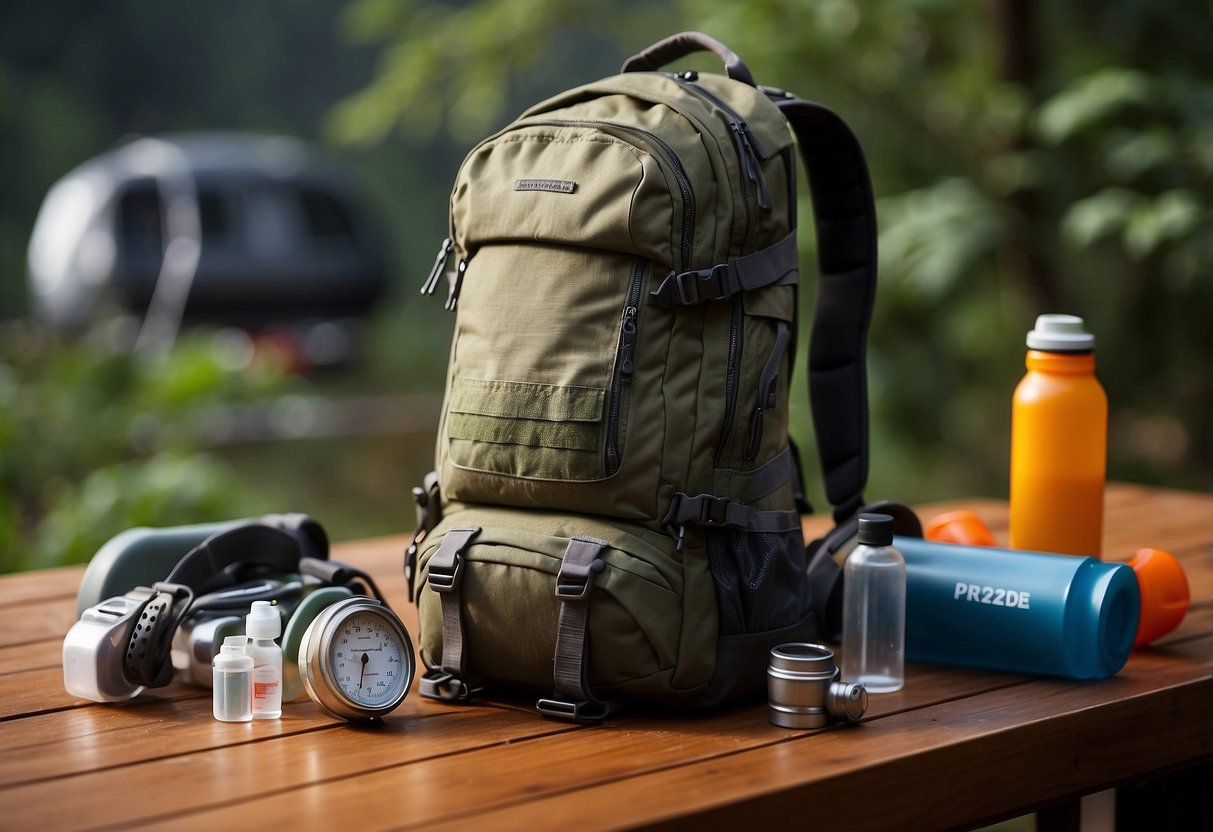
left=440, top=245, right=665, bottom=518
left=416, top=508, right=694, bottom=697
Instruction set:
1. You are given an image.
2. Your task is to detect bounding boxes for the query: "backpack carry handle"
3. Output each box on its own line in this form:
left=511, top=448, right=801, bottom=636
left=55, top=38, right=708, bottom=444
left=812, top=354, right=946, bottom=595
left=621, top=32, right=756, bottom=87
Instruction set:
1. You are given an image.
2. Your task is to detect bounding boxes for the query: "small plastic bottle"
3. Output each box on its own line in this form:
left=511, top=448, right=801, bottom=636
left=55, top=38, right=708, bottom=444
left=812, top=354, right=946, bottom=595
left=1009, top=314, right=1107, bottom=557
left=842, top=513, right=906, bottom=693
left=213, top=635, right=253, bottom=722
left=246, top=600, right=283, bottom=719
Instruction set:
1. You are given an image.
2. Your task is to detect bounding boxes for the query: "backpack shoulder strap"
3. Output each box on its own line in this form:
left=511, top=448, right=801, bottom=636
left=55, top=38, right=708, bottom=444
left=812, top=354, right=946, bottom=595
left=774, top=92, right=878, bottom=523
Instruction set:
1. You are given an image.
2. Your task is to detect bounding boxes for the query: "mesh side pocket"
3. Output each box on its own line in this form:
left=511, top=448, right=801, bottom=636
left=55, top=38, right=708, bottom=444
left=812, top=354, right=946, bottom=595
left=706, top=528, right=809, bottom=636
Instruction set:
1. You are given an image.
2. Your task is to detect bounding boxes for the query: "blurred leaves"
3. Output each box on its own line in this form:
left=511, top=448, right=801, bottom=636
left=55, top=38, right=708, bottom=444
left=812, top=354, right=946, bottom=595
left=1034, top=68, right=1152, bottom=144
left=0, top=322, right=289, bottom=571
left=879, top=179, right=1004, bottom=302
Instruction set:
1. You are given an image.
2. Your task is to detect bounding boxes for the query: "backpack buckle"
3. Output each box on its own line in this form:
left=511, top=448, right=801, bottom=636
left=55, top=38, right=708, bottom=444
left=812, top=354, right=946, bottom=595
left=536, top=695, right=616, bottom=724
left=420, top=670, right=479, bottom=702
left=698, top=495, right=732, bottom=525
left=651, top=263, right=732, bottom=306
left=425, top=526, right=480, bottom=593
left=554, top=552, right=605, bottom=601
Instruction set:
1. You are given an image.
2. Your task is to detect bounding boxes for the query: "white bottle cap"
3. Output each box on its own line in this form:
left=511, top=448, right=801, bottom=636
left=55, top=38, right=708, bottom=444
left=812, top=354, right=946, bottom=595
left=246, top=600, right=281, bottom=639
left=1026, top=314, right=1094, bottom=352
left=214, top=635, right=252, bottom=671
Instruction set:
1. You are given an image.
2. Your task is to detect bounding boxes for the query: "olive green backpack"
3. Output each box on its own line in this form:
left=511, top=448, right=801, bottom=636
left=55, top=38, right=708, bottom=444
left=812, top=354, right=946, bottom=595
left=406, top=33, right=879, bottom=721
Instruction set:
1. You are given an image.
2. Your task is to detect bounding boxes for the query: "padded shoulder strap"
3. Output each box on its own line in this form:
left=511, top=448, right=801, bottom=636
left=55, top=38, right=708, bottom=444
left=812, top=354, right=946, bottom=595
left=776, top=94, right=877, bottom=522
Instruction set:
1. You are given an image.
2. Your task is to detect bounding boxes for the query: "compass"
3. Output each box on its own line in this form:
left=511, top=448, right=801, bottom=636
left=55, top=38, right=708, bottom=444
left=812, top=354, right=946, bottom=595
left=298, top=597, right=415, bottom=720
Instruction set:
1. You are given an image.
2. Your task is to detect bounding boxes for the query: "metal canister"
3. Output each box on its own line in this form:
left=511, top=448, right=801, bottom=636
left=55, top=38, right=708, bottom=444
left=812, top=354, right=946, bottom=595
left=768, top=642, right=868, bottom=729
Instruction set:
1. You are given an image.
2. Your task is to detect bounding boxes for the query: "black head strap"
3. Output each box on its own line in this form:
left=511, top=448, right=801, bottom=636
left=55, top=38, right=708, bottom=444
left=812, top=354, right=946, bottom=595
left=165, top=523, right=303, bottom=591
left=125, top=523, right=304, bottom=688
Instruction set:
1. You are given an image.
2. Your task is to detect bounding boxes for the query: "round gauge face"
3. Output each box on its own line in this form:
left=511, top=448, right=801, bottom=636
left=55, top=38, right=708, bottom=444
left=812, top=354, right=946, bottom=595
left=326, top=610, right=409, bottom=708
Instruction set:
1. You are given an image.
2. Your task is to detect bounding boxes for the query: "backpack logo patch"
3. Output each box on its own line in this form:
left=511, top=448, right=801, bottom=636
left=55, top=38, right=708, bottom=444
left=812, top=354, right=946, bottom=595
left=514, top=178, right=577, bottom=194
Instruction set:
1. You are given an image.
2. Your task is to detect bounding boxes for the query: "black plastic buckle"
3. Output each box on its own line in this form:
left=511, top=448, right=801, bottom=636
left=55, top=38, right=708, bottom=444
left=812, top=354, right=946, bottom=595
left=698, top=495, right=732, bottom=525
left=675, top=263, right=729, bottom=304
left=651, top=264, right=732, bottom=306
left=536, top=696, right=611, bottom=724
left=419, top=670, right=479, bottom=702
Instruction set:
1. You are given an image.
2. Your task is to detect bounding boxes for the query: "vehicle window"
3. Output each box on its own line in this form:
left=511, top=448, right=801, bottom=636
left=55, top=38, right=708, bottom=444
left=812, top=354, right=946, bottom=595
left=298, top=188, right=356, bottom=243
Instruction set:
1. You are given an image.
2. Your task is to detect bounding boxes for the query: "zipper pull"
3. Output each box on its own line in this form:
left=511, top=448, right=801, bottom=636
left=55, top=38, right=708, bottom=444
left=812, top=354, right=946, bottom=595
left=729, top=123, right=773, bottom=214
left=444, top=259, right=467, bottom=311
left=422, top=237, right=453, bottom=296
left=739, top=127, right=773, bottom=213
left=619, top=306, right=638, bottom=375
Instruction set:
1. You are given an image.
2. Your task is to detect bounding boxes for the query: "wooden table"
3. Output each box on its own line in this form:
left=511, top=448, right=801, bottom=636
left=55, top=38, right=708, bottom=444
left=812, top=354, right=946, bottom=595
left=1, top=483, right=1210, bottom=831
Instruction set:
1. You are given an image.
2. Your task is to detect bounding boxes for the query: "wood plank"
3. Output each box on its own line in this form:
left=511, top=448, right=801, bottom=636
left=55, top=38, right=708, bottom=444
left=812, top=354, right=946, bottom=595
left=0, top=640, right=62, bottom=676
left=0, top=685, right=430, bottom=787
left=0, top=601, right=79, bottom=649
left=0, top=565, right=84, bottom=608
left=0, top=667, right=207, bottom=721
left=1, top=701, right=582, bottom=831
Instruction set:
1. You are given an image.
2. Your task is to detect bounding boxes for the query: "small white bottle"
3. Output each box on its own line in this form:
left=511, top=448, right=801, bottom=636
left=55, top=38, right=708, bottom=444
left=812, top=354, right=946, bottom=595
left=841, top=513, right=906, bottom=693
left=213, top=635, right=253, bottom=722
left=246, top=600, right=283, bottom=719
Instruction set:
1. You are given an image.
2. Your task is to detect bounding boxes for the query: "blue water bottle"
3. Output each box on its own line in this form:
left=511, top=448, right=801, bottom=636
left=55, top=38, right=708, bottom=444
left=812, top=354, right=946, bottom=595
left=895, top=536, right=1140, bottom=680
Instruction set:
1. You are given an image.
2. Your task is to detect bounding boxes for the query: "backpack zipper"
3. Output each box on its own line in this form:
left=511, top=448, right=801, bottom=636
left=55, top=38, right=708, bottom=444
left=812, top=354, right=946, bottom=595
left=714, top=296, right=744, bottom=466
left=526, top=119, right=695, bottom=272
left=421, top=237, right=453, bottom=296
left=669, top=74, right=773, bottom=467
left=605, top=258, right=648, bottom=475
left=671, top=72, right=773, bottom=251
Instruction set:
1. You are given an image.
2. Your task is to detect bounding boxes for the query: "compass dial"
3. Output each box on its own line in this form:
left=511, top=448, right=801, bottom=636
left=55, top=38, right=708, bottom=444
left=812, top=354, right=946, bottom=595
left=299, top=598, right=414, bottom=720
left=328, top=610, right=408, bottom=706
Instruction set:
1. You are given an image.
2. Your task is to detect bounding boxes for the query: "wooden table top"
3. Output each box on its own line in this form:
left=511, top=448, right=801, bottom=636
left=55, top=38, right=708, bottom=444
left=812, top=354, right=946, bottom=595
left=1, top=483, right=1210, bottom=831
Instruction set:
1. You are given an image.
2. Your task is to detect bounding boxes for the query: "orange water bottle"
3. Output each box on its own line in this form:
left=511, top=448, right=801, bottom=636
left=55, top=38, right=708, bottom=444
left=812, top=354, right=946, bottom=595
left=1009, top=314, right=1107, bottom=556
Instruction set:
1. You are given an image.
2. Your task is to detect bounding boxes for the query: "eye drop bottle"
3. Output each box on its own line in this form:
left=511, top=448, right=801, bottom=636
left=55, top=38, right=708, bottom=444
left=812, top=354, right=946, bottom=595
left=246, top=600, right=282, bottom=719
left=213, top=635, right=253, bottom=722
left=841, top=513, right=906, bottom=693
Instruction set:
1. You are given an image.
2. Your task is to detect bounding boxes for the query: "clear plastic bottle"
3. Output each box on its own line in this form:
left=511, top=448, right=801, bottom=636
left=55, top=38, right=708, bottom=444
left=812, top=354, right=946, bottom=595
left=246, top=600, right=282, bottom=719
left=1010, top=314, right=1107, bottom=557
left=213, top=635, right=253, bottom=722
left=841, top=513, right=906, bottom=693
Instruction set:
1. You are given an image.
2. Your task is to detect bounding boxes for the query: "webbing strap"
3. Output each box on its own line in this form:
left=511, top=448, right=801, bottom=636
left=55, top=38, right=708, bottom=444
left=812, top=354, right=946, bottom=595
left=744, top=447, right=793, bottom=503
left=664, top=492, right=802, bottom=534
left=649, top=230, right=799, bottom=306
left=776, top=95, right=875, bottom=522
left=421, top=526, right=480, bottom=702
left=541, top=536, right=614, bottom=723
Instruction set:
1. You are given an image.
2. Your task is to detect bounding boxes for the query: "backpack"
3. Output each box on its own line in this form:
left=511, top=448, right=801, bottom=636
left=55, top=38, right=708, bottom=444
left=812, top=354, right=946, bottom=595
left=406, top=32, right=880, bottom=721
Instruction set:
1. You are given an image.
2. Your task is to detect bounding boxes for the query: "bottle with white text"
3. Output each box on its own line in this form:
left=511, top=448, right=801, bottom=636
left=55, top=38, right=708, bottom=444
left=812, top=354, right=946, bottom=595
left=842, top=513, right=906, bottom=693
left=246, top=600, right=282, bottom=719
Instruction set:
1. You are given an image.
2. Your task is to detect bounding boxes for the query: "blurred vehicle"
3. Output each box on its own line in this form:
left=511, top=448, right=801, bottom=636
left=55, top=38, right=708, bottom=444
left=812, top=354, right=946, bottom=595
left=27, top=132, right=390, bottom=367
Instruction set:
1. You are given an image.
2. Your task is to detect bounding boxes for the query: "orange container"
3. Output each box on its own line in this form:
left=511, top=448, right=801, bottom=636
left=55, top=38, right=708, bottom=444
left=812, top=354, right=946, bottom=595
left=1126, top=548, right=1190, bottom=646
left=1009, top=315, right=1107, bottom=557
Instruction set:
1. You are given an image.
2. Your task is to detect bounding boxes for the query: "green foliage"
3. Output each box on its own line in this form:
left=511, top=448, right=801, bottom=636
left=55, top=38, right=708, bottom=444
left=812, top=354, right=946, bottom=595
left=0, top=322, right=289, bottom=572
